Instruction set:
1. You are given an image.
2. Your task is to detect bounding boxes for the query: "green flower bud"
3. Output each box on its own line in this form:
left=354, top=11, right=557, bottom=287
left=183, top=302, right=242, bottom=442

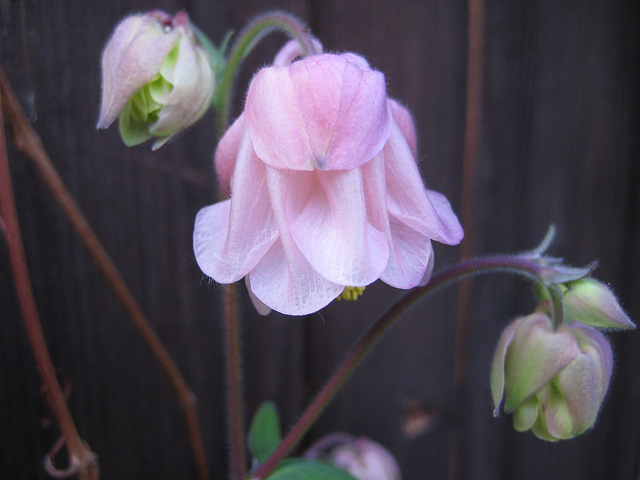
left=563, top=278, right=635, bottom=330
left=491, top=313, right=613, bottom=441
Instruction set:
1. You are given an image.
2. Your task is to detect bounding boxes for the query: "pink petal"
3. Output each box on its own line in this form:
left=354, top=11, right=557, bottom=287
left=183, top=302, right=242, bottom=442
left=245, top=276, right=272, bottom=316
left=214, top=113, right=245, bottom=197
left=388, top=99, right=418, bottom=158
left=361, top=153, right=434, bottom=288
left=417, top=244, right=435, bottom=286
left=249, top=240, right=344, bottom=316
left=249, top=167, right=346, bottom=315
left=382, top=219, right=435, bottom=288
left=287, top=168, right=388, bottom=286
left=246, top=54, right=390, bottom=171
left=384, top=121, right=463, bottom=245
left=193, top=129, right=278, bottom=283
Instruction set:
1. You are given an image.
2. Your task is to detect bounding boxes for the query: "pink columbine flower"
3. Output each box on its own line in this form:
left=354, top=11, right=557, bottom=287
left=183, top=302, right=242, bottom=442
left=193, top=42, right=463, bottom=315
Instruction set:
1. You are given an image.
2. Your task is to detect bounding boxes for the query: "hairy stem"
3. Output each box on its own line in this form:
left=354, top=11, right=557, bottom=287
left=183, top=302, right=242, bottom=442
left=222, top=283, right=247, bottom=480
left=215, top=11, right=319, bottom=138
left=0, top=65, right=210, bottom=480
left=252, top=255, right=544, bottom=479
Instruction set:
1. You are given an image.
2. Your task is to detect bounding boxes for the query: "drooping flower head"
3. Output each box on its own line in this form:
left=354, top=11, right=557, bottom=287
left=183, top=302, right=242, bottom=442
left=98, top=11, right=215, bottom=149
left=193, top=41, right=463, bottom=315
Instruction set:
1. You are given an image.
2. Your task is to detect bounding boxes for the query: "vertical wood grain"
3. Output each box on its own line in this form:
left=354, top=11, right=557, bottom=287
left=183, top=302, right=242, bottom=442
left=1, top=0, right=638, bottom=479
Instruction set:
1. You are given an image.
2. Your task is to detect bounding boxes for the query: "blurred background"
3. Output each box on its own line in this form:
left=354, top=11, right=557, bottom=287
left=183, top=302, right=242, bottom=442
left=1, top=0, right=638, bottom=478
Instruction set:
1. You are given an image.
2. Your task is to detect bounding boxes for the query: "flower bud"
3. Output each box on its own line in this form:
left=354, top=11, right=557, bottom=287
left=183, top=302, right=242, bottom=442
left=491, top=313, right=613, bottom=441
left=562, top=278, right=635, bottom=330
left=304, top=434, right=401, bottom=480
left=328, top=437, right=402, bottom=480
left=98, top=11, right=215, bottom=150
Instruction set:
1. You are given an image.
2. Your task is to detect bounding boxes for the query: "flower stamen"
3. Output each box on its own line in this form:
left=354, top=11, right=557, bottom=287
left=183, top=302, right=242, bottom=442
left=336, top=286, right=366, bottom=301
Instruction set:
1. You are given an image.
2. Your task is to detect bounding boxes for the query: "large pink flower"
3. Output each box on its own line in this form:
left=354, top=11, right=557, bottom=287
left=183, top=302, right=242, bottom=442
left=193, top=44, right=463, bottom=315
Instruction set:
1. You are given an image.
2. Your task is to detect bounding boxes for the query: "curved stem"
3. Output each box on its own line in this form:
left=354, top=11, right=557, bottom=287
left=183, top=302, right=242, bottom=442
left=251, top=255, right=544, bottom=479
left=0, top=66, right=210, bottom=480
left=1, top=82, right=98, bottom=478
left=215, top=11, right=319, bottom=137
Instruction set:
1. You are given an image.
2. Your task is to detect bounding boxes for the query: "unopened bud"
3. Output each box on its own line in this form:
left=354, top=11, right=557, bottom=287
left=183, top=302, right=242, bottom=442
left=562, top=278, right=635, bottom=330
left=329, top=437, right=401, bottom=480
left=305, top=434, right=401, bottom=480
left=491, top=313, right=613, bottom=441
left=98, top=11, right=215, bottom=149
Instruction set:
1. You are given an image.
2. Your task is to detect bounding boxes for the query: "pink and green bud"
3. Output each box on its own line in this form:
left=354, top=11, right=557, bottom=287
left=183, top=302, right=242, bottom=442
left=305, top=434, right=401, bottom=480
left=491, top=313, right=613, bottom=441
left=98, top=11, right=215, bottom=150
left=562, top=278, right=635, bottom=330
left=328, top=437, right=401, bottom=480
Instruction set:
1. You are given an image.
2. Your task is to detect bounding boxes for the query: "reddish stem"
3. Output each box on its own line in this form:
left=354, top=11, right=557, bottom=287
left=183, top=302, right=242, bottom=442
left=252, top=256, right=543, bottom=479
left=0, top=79, right=98, bottom=479
left=223, top=283, right=247, bottom=480
left=0, top=65, right=209, bottom=480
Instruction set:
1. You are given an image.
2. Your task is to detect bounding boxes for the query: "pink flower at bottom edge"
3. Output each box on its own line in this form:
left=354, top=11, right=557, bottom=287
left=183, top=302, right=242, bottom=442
left=193, top=46, right=463, bottom=316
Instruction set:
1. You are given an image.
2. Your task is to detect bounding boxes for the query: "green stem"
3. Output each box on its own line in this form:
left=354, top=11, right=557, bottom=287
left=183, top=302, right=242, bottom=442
left=548, top=284, right=565, bottom=329
left=251, top=255, right=545, bottom=479
left=215, top=11, right=319, bottom=137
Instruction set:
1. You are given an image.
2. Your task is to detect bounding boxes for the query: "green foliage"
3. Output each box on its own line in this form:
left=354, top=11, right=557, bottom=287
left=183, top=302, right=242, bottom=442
left=248, top=401, right=282, bottom=463
left=266, top=459, right=358, bottom=480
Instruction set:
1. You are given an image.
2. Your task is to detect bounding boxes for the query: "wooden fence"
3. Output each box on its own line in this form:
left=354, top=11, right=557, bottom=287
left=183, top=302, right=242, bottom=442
left=1, top=0, right=638, bottom=478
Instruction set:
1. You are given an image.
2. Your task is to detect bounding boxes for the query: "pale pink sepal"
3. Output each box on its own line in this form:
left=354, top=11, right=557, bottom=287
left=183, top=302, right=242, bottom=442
left=245, top=54, right=390, bottom=171
left=214, top=113, right=246, bottom=197
left=150, top=33, right=215, bottom=147
left=383, top=121, right=463, bottom=246
left=249, top=240, right=344, bottom=317
left=98, top=15, right=180, bottom=129
left=193, top=131, right=278, bottom=284
left=388, top=99, right=418, bottom=158
left=361, top=153, right=435, bottom=289
left=245, top=276, right=272, bottom=316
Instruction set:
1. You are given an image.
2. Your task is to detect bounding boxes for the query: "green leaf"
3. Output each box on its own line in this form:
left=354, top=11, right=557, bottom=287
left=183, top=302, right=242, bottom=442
left=266, top=459, right=358, bottom=480
left=248, top=401, right=282, bottom=463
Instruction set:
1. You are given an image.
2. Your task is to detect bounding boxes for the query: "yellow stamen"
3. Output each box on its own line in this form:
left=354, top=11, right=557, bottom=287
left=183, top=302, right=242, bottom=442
left=336, top=286, right=366, bottom=301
